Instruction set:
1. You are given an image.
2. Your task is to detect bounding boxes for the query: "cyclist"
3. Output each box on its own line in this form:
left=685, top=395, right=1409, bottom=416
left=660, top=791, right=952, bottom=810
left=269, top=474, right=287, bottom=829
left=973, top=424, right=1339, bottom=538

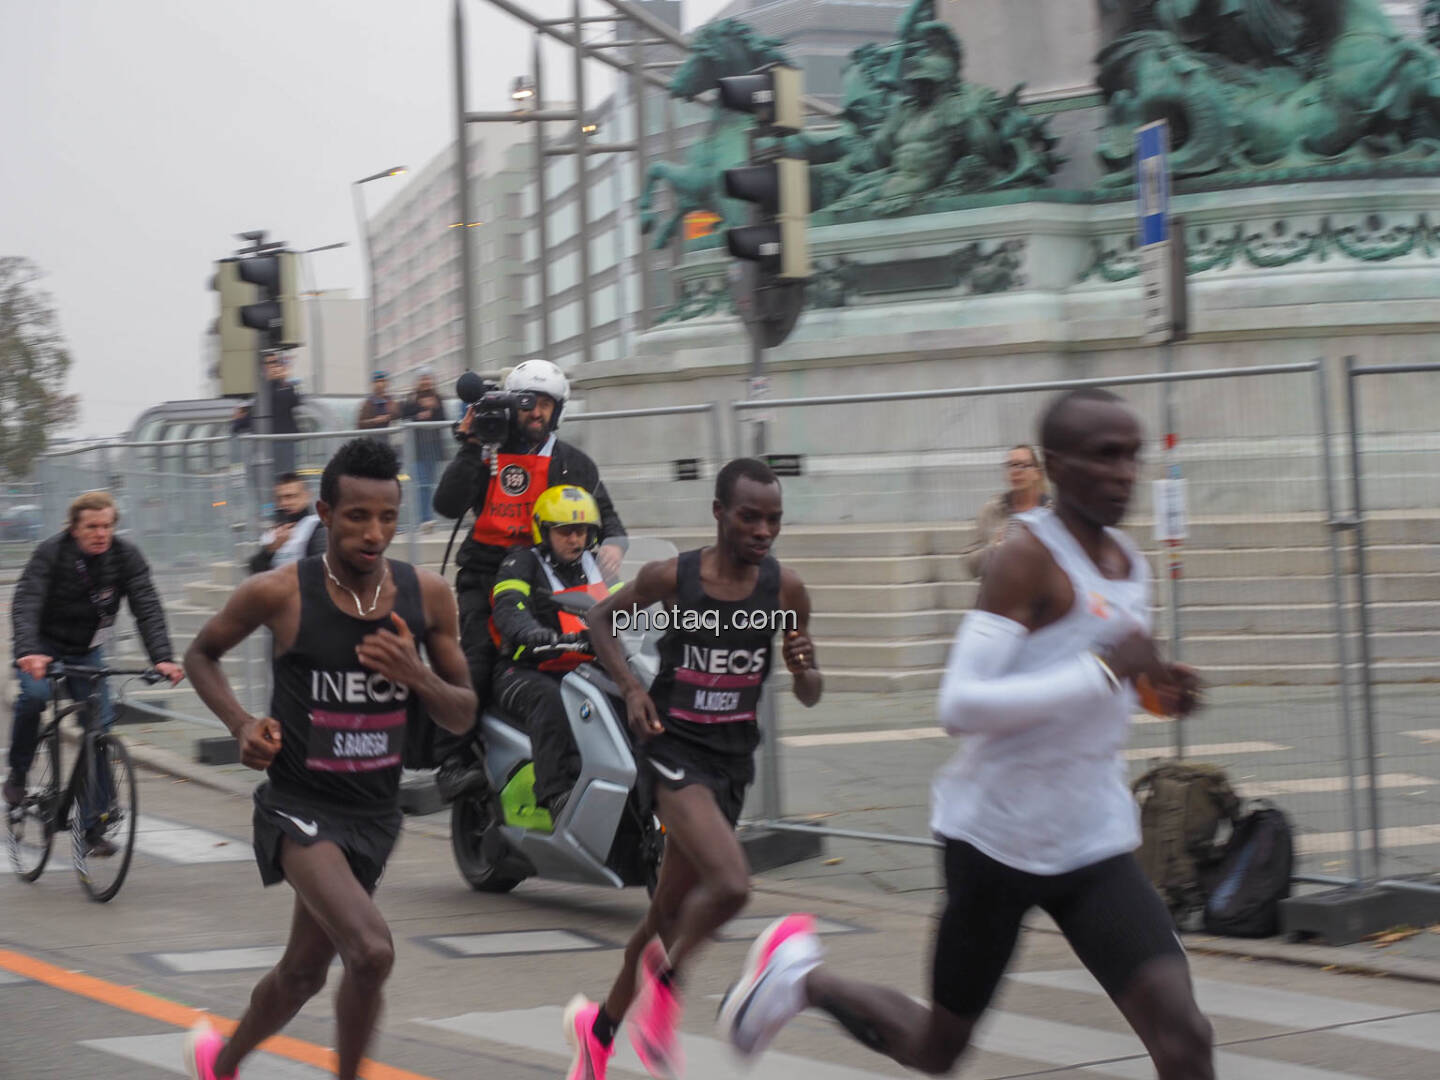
left=6, top=491, right=183, bottom=855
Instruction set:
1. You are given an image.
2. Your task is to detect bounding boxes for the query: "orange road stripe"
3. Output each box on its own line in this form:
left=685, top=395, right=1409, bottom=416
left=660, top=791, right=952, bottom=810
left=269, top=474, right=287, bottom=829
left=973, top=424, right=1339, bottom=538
left=0, top=948, right=437, bottom=1080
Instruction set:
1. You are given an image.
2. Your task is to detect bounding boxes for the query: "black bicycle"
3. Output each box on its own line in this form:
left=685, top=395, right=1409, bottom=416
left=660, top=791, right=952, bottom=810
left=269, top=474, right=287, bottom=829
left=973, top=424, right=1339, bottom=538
left=5, top=662, right=165, bottom=902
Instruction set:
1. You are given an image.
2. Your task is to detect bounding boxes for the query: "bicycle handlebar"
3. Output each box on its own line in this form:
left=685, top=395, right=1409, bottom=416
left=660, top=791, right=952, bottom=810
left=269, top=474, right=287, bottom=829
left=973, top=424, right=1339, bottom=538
left=22, top=661, right=168, bottom=685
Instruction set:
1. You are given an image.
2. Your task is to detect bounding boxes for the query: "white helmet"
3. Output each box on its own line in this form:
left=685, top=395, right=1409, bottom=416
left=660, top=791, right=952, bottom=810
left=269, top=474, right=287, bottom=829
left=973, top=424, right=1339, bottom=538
left=505, top=359, right=570, bottom=428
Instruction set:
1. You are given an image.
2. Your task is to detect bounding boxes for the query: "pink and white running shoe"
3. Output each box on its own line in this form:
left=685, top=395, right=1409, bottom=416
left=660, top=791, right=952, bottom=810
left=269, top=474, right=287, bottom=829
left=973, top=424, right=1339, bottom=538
left=628, top=938, right=684, bottom=1078
left=563, top=994, right=615, bottom=1080
left=718, top=913, right=825, bottom=1060
left=182, top=1020, right=235, bottom=1080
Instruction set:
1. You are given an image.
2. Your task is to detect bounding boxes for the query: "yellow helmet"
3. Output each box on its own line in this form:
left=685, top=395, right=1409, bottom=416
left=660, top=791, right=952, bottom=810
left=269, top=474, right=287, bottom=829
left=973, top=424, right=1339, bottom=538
left=531, top=484, right=601, bottom=546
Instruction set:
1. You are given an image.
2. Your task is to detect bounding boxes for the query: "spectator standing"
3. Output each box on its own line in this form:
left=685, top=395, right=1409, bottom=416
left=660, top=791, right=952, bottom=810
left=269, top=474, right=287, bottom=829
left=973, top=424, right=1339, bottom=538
left=402, top=367, right=448, bottom=527
left=356, top=370, right=396, bottom=430
left=965, top=444, right=1050, bottom=580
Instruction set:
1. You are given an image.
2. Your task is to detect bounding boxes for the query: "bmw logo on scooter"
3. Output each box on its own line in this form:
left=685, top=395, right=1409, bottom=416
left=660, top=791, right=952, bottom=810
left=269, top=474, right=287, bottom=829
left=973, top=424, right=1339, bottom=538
left=579, top=702, right=592, bottom=721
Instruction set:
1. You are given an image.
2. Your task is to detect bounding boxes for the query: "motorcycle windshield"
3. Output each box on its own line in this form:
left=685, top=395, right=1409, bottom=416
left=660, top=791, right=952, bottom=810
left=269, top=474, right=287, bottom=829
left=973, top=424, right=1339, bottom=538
left=609, top=535, right=681, bottom=678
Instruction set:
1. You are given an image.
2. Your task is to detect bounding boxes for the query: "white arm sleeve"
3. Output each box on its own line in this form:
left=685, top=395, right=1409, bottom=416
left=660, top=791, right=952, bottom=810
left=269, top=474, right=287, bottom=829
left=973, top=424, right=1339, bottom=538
left=937, top=609, right=1117, bottom=736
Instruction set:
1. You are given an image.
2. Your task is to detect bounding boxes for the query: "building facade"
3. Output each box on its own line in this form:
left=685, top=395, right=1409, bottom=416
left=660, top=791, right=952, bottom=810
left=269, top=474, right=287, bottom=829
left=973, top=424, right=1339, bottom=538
left=370, top=123, right=529, bottom=393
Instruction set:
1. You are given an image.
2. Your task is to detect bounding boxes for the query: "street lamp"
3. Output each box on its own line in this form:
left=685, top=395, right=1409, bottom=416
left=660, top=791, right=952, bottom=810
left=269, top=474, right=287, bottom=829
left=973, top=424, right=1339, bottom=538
left=298, top=241, right=348, bottom=394
left=351, top=165, right=408, bottom=372
left=511, top=75, right=536, bottom=108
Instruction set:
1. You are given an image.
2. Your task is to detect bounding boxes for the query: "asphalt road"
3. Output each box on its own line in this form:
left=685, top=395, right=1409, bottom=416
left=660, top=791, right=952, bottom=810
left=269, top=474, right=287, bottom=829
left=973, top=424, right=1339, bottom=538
left=2, top=771, right=1437, bottom=1080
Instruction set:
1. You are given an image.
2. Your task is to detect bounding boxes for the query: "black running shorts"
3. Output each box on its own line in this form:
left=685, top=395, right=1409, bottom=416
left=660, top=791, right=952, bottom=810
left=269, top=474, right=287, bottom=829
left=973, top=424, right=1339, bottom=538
left=931, top=839, right=1185, bottom=1017
left=637, top=733, right=755, bottom=827
left=252, top=781, right=402, bottom=894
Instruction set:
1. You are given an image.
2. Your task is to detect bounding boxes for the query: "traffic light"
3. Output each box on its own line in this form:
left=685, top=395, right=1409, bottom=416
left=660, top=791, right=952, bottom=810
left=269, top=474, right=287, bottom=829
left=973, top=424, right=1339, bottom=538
left=724, top=158, right=810, bottom=279
left=213, top=259, right=259, bottom=396
left=236, top=250, right=303, bottom=351
left=718, top=64, right=809, bottom=348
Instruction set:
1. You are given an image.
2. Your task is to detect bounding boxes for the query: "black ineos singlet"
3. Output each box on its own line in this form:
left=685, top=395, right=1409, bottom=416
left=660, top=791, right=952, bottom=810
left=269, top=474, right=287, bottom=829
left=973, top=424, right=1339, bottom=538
left=268, top=556, right=427, bottom=808
left=649, top=548, right=783, bottom=758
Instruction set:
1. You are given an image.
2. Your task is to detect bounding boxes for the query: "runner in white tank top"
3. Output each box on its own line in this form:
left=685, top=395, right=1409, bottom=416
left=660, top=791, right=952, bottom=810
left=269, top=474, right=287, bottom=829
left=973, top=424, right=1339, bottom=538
left=929, top=502, right=1151, bottom=873
left=719, top=390, right=1216, bottom=1080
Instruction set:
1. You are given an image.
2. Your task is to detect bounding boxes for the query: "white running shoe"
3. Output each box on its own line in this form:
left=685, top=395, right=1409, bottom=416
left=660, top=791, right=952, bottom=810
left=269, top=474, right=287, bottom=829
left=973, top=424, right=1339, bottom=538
left=718, top=913, right=825, bottom=1060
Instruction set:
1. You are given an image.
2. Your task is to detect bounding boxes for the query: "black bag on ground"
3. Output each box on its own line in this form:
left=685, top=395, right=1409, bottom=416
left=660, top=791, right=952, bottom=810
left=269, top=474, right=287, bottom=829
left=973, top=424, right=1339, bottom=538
left=1133, top=761, right=1241, bottom=926
left=1201, top=801, right=1294, bottom=938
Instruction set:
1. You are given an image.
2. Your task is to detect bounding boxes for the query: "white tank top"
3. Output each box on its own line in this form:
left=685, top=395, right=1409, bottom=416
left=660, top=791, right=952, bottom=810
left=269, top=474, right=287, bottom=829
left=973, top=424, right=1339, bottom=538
left=930, top=507, right=1151, bottom=875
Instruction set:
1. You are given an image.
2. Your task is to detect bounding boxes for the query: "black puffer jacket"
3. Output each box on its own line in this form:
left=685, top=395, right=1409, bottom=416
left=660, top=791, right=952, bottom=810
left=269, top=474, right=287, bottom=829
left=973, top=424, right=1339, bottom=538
left=432, top=435, right=626, bottom=594
left=11, top=532, right=174, bottom=663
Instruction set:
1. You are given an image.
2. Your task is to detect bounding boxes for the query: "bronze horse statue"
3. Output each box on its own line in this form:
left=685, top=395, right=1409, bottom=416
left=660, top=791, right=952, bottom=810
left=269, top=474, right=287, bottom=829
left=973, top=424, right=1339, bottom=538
left=638, top=20, right=793, bottom=250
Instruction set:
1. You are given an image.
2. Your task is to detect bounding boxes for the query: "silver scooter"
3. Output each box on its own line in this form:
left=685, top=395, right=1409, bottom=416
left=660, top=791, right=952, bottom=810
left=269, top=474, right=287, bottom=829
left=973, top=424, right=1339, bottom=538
left=450, top=539, right=673, bottom=894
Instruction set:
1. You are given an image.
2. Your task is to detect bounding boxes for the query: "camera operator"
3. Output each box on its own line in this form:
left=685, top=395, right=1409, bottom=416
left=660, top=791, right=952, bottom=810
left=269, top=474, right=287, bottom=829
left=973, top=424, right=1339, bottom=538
left=430, top=359, right=625, bottom=796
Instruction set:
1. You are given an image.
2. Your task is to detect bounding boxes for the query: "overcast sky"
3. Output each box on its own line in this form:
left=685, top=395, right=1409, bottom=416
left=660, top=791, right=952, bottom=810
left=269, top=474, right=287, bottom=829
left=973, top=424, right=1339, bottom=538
left=0, top=0, right=729, bottom=438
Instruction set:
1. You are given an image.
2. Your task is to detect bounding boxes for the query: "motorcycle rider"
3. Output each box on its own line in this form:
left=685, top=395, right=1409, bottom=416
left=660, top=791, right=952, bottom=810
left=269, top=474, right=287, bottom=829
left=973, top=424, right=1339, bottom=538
left=488, top=485, right=615, bottom=821
left=431, top=360, right=626, bottom=795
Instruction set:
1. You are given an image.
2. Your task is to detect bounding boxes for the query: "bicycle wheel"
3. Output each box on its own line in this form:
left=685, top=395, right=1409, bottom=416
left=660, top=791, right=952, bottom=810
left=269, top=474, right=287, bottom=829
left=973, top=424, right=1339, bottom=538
left=6, top=731, right=59, bottom=882
left=73, top=733, right=138, bottom=903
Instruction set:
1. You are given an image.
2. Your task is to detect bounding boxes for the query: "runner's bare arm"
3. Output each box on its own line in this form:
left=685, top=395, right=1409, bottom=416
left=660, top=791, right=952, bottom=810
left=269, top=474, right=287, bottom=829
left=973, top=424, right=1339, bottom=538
left=779, top=568, right=822, bottom=707
left=184, top=569, right=293, bottom=740
left=588, top=557, right=678, bottom=694
left=355, top=572, right=476, bottom=736
left=974, top=528, right=1049, bottom=630
left=588, top=557, right=678, bottom=739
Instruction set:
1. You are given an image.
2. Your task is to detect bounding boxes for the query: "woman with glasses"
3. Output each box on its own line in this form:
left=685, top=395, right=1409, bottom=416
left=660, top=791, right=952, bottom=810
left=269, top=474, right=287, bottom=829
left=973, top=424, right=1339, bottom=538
left=965, top=445, right=1050, bottom=579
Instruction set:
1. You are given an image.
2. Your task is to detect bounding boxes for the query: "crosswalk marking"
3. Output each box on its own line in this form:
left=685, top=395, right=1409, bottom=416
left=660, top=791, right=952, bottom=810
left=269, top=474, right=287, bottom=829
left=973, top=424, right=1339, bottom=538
left=135, top=816, right=251, bottom=864
left=784, top=716, right=1165, bottom=747
left=717, top=915, right=858, bottom=941
left=970, top=1010, right=1371, bottom=1079
left=417, top=1006, right=894, bottom=1080
left=1122, top=740, right=1288, bottom=761
left=1236, top=772, right=1434, bottom=797
left=419, top=1001, right=1373, bottom=1080
left=427, top=930, right=607, bottom=957
left=80, top=1033, right=327, bottom=1078
left=150, top=945, right=288, bottom=974
left=1295, top=822, right=1440, bottom=855
left=1403, top=728, right=1440, bottom=743
left=1010, top=969, right=1440, bottom=1053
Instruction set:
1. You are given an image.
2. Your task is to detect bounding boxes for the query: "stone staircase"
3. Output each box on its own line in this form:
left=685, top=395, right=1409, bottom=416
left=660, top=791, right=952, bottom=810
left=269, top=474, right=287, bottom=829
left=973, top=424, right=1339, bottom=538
left=107, top=512, right=1439, bottom=704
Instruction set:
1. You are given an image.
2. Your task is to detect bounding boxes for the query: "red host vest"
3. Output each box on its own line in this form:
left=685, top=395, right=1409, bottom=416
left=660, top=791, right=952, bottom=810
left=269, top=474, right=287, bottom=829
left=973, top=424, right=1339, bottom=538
left=470, top=435, right=556, bottom=549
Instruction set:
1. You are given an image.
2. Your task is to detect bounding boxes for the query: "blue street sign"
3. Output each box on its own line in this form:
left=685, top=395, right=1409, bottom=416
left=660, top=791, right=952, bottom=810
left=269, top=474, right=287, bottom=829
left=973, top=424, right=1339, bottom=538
left=1136, top=120, right=1169, bottom=247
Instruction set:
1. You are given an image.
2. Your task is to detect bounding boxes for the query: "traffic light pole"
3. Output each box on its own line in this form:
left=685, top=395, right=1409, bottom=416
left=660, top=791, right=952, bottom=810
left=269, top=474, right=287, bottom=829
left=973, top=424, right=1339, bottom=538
left=453, top=0, right=479, bottom=370
left=237, top=233, right=275, bottom=505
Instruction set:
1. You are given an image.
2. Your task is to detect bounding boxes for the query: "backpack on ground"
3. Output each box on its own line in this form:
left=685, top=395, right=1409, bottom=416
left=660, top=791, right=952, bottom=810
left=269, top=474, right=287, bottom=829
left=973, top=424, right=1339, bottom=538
left=1132, top=761, right=1241, bottom=927
left=1200, top=801, right=1294, bottom=938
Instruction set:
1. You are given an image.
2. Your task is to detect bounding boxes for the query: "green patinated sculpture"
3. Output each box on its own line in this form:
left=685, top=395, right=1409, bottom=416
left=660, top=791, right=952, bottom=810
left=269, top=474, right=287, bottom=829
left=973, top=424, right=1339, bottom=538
left=799, top=0, right=1060, bottom=218
left=637, top=20, right=791, bottom=250
left=639, top=0, right=1060, bottom=249
left=1100, top=0, right=1440, bottom=182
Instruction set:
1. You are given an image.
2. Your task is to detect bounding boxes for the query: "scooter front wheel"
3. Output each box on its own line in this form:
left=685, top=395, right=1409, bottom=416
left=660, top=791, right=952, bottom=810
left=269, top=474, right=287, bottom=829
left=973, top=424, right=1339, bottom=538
left=451, top=792, right=523, bottom=893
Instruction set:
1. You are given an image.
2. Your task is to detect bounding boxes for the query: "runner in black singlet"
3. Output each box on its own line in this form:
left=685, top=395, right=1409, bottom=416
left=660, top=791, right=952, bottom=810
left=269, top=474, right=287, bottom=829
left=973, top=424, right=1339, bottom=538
left=180, top=438, right=475, bottom=1080
left=554, top=457, right=823, bottom=1080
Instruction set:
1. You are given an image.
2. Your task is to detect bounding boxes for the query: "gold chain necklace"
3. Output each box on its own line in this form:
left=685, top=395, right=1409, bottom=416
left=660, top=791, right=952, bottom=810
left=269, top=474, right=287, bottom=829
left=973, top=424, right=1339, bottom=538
left=321, top=553, right=387, bottom=617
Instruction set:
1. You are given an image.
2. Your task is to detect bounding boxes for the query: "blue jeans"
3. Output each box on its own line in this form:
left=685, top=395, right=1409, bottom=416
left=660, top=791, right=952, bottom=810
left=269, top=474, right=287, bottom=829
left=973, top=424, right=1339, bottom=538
left=9, top=648, right=115, bottom=828
left=414, top=457, right=437, bottom=524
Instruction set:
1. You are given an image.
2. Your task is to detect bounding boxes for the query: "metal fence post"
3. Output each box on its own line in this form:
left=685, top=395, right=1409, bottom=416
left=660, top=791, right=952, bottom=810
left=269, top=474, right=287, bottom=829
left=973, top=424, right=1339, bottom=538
left=756, top=686, right=782, bottom=824
left=404, top=423, right=420, bottom=567
left=1342, top=355, right=1383, bottom=883
left=1315, top=358, right=1364, bottom=884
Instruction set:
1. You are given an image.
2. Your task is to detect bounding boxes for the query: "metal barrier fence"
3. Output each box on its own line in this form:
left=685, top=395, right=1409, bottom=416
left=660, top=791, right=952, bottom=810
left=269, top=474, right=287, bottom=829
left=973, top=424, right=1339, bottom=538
left=14, top=373, right=1437, bottom=890
left=740, top=361, right=1417, bottom=892
left=1342, top=358, right=1440, bottom=893
left=21, top=404, right=723, bottom=717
